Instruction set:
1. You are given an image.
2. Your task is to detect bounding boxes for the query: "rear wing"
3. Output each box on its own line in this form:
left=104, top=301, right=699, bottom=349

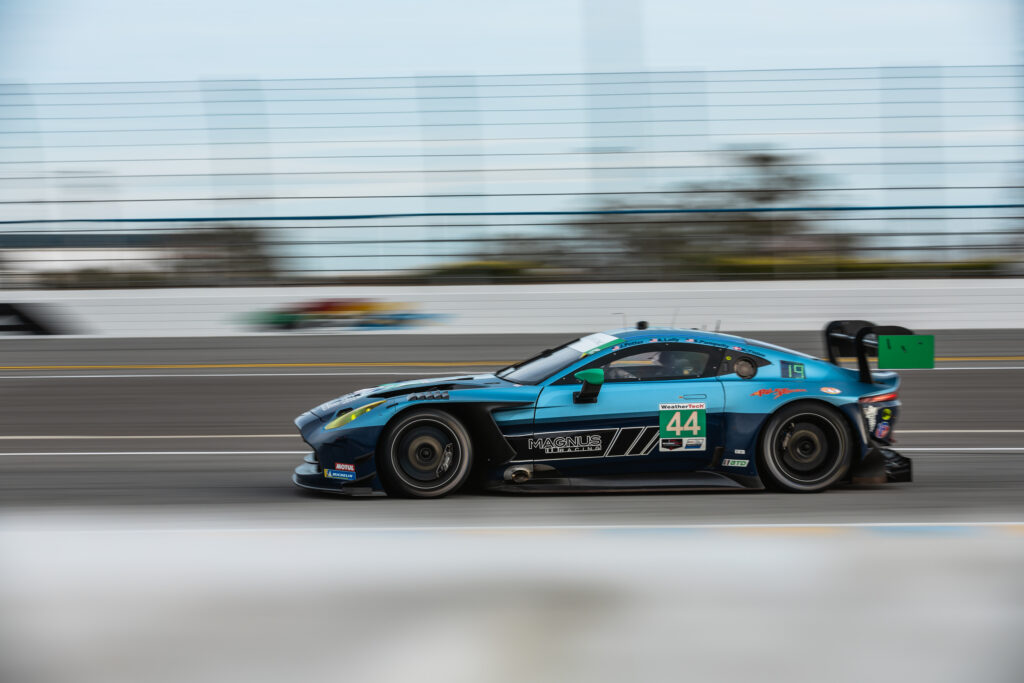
left=824, top=320, right=915, bottom=384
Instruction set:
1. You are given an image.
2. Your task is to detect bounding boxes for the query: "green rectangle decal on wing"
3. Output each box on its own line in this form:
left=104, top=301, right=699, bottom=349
left=877, top=335, right=934, bottom=369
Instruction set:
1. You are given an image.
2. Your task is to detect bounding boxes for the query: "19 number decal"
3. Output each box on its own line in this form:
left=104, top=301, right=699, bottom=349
left=781, top=360, right=805, bottom=379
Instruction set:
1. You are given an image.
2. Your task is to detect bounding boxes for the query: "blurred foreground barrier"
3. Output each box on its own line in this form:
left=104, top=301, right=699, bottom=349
left=2, top=519, right=1023, bottom=683
left=1, top=278, right=1023, bottom=336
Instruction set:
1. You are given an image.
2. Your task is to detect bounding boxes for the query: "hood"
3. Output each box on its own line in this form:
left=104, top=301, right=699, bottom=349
left=308, top=373, right=511, bottom=418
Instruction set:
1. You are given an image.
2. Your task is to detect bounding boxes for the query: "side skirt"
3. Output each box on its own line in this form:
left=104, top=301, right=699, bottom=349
left=486, top=470, right=762, bottom=494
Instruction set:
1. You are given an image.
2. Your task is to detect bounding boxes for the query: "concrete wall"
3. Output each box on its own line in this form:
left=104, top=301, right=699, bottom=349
left=3, top=279, right=1022, bottom=337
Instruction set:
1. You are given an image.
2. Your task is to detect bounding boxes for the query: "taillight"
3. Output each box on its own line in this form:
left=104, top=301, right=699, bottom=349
left=860, top=391, right=898, bottom=404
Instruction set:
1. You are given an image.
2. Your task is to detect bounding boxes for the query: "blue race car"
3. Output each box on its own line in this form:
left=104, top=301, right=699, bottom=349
left=292, top=321, right=912, bottom=498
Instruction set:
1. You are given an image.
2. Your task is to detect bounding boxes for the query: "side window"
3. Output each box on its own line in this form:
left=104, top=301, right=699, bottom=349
left=558, top=343, right=720, bottom=383
left=604, top=348, right=711, bottom=381
left=717, top=353, right=772, bottom=378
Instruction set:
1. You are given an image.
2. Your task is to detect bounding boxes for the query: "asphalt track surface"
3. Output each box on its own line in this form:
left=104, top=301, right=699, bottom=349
left=2, top=329, right=1023, bottom=526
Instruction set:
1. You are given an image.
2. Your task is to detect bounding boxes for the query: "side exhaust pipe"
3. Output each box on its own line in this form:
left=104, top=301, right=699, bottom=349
left=504, top=465, right=532, bottom=484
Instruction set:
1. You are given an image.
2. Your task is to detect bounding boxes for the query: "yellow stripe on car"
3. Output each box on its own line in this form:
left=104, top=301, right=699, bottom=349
left=324, top=400, right=385, bottom=430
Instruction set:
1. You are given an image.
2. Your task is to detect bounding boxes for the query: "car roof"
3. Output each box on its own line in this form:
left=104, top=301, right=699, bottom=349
left=605, top=327, right=749, bottom=344
left=601, top=327, right=816, bottom=360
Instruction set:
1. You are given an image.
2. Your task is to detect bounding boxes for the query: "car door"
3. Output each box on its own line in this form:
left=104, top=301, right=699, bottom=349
left=531, top=342, right=725, bottom=479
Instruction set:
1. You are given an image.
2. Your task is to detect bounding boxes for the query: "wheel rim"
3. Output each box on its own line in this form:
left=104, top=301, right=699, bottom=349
left=769, top=412, right=844, bottom=484
left=392, top=419, right=463, bottom=490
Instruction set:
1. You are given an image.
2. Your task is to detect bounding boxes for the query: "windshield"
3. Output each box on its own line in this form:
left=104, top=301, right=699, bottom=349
left=497, top=332, right=621, bottom=385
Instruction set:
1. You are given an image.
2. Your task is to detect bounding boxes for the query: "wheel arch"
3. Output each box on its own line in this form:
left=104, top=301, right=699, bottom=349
left=754, top=397, right=861, bottom=486
left=756, top=397, right=861, bottom=450
left=377, top=400, right=528, bottom=480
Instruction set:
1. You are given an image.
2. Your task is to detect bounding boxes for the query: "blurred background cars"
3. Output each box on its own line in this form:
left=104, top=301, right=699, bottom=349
left=247, top=298, right=439, bottom=331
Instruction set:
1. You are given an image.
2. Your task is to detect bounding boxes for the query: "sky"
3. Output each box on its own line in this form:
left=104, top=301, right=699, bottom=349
left=0, top=0, right=1020, bottom=83
left=0, top=0, right=1020, bottom=275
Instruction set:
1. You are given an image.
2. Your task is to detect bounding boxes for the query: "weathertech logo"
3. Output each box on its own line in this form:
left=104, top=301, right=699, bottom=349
left=529, top=435, right=602, bottom=454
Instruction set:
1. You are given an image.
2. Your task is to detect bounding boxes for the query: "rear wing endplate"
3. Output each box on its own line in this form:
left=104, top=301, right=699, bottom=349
left=824, top=320, right=915, bottom=384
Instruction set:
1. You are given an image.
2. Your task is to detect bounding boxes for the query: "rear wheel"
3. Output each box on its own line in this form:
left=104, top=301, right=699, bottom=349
left=758, top=402, right=851, bottom=493
left=378, top=409, right=473, bottom=498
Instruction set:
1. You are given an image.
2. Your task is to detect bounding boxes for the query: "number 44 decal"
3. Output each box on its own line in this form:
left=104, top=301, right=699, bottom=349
left=665, top=411, right=701, bottom=436
left=658, top=403, right=707, bottom=452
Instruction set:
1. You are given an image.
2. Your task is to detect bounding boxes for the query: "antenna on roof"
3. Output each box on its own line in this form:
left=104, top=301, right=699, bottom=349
left=714, top=320, right=721, bottom=332
left=671, top=307, right=680, bottom=328
left=613, top=312, right=626, bottom=327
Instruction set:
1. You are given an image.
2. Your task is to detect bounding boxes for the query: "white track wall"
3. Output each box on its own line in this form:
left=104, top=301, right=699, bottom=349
left=4, top=279, right=1023, bottom=337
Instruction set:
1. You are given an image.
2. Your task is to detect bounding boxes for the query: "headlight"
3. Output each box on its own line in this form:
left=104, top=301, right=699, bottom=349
left=324, top=400, right=385, bottom=430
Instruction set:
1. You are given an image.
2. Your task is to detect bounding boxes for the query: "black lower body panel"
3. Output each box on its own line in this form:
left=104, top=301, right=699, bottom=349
left=883, top=449, right=913, bottom=483
left=850, top=445, right=913, bottom=485
left=292, top=455, right=383, bottom=497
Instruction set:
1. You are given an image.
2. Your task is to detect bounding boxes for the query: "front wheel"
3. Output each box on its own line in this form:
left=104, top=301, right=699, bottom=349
left=758, top=402, right=851, bottom=493
left=377, top=409, right=473, bottom=498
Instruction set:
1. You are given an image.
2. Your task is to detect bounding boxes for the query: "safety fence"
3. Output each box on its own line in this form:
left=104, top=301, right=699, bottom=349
left=1, top=65, right=1022, bottom=286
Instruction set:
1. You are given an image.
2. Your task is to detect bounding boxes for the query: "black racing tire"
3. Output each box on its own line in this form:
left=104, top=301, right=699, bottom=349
left=377, top=409, right=473, bottom=499
left=757, top=402, right=852, bottom=493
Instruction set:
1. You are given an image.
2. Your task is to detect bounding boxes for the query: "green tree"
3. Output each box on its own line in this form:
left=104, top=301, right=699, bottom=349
left=505, top=150, right=853, bottom=281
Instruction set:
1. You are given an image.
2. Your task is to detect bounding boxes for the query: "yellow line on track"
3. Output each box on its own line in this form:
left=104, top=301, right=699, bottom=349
left=837, top=356, right=1024, bottom=362
left=0, top=360, right=508, bottom=371
left=934, top=356, right=1024, bottom=362
left=0, top=434, right=297, bottom=440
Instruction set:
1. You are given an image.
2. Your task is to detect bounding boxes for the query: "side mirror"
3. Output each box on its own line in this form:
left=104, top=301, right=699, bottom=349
left=573, top=368, right=604, bottom=404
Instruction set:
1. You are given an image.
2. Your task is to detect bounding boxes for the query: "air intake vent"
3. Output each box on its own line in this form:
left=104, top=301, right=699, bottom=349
left=409, top=390, right=449, bottom=401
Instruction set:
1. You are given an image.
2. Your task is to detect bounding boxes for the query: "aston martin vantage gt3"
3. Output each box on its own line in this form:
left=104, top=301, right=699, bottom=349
left=292, top=321, right=912, bottom=498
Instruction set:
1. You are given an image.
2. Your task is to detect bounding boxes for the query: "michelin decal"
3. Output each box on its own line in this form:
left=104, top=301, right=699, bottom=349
left=324, top=468, right=356, bottom=481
